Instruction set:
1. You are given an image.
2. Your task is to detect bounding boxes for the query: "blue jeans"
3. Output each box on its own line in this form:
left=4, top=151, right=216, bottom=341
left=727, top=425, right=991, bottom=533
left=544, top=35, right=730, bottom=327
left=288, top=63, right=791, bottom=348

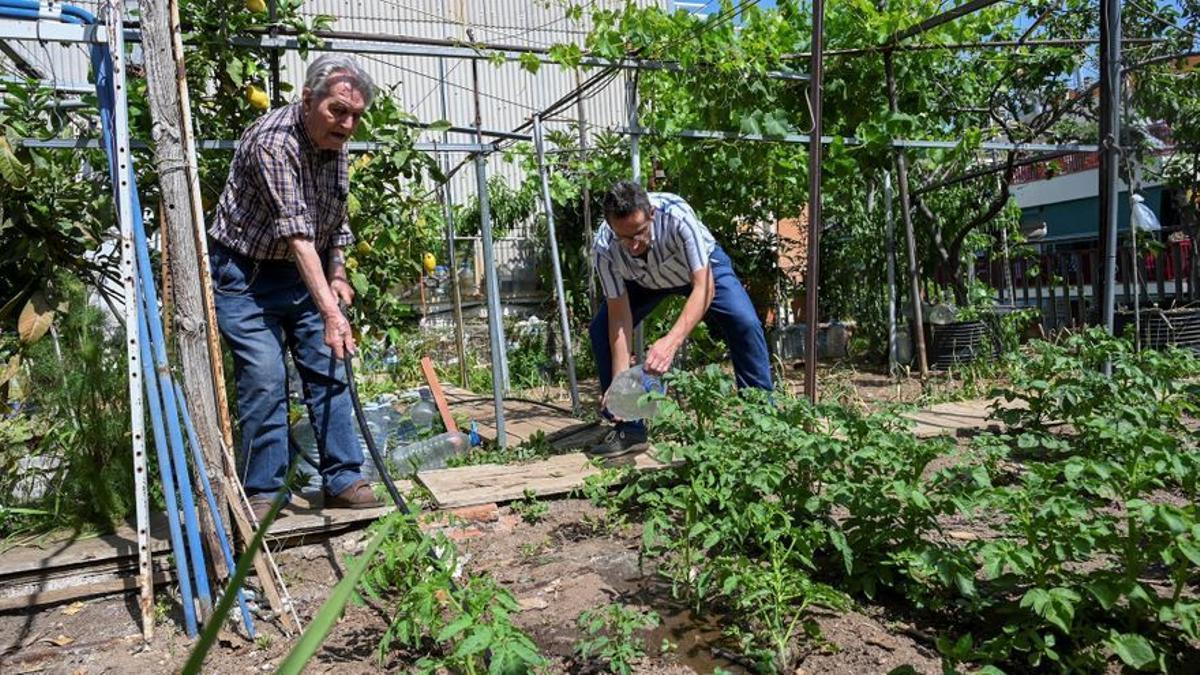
left=589, top=245, right=773, bottom=433
left=210, top=242, right=365, bottom=499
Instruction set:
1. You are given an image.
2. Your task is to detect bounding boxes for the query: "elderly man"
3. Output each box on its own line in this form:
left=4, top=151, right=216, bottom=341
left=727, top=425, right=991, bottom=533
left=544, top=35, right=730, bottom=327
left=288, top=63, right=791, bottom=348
left=208, top=55, right=380, bottom=519
left=589, top=180, right=774, bottom=457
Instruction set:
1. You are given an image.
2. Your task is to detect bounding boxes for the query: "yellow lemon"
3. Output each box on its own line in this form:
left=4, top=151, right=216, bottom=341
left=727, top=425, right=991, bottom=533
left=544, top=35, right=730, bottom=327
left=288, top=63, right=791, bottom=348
left=245, top=0, right=266, bottom=13
left=245, top=85, right=269, bottom=111
left=356, top=241, right=372, bottom=255
left=346, top=257, right=358, bottom=271
left=422, top=252, right=437, bottom=274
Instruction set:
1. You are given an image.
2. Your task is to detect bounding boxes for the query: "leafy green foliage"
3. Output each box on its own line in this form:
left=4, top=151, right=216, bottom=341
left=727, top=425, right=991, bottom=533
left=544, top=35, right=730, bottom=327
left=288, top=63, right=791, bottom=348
left=447, top=430, right=557, bottom=468
left=574, top=603, right=660, bottom=675
left=358, top=512, right=545, bottom=673
left=0, top=80, right=114, bottom=318
left=344, top=95, right=447, bottom=339
left=590, top=331, right=1200, bottom=672
left=0, top=279, right=145, bottom=536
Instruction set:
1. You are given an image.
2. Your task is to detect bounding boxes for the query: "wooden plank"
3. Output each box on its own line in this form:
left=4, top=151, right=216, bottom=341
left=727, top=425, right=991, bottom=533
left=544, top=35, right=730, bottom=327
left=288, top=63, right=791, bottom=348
left=0, top=570, right=175, bottom=613
left=420, top=357, right=459, bottom=434
left=417, top=451, right=669, bottom=508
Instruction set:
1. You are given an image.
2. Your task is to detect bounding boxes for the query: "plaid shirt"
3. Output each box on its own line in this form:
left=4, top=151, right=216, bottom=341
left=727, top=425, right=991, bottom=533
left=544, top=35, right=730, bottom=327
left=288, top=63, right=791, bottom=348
left=208, top=102, right=354, bottom=260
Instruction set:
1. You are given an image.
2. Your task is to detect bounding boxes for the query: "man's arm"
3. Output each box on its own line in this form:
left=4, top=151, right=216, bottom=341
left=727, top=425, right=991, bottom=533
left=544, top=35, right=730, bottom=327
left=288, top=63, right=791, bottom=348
left=607, top=293, right=635, bottom=380
left=643, top=267, right=714, bottom=375
left=289, top=237, right=355, bottom=359
left=327, top=246, right=354, bottom=306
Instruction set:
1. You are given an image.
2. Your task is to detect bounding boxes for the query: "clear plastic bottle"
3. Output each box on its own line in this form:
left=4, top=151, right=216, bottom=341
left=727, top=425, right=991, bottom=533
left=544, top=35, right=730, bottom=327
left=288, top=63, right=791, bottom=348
left=605, top=365, right=666, bottom=421
left=410, top=398, right=438, bottom=429
left=390, top=428, right=481, bottom=471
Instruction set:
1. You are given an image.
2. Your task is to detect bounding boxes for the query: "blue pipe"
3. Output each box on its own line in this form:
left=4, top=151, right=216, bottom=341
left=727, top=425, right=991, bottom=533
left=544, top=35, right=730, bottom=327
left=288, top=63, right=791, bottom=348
left=137, top=300, right=200, bottom=637
left=173, top=381, right=257, bottom=639
left=85, top=7, right=214, bottom=617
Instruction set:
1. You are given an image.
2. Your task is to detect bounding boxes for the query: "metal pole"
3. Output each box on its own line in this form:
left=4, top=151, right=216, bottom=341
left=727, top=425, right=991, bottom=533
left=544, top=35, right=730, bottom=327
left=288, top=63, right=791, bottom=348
left=533, top=115, right=582, bottom=414
left=469, top=35, right=507, bottom=447
left=575, top=69, right=597, bottom=313
left=107, top=0, right=152, bottom=639
left=1098, top=0, right=1122, bottom=350
left=268, top=0, right=282, bottom=106
left=885, top=171, right=898, bottom=377
left=438, top=56, right=468, bottom=387
left=626, top=74, right=645, bottom=356
left=804, top=0, right=825, bottom=403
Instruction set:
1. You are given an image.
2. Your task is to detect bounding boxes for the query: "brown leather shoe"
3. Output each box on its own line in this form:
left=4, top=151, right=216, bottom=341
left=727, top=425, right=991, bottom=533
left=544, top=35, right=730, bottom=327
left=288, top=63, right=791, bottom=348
left=326, top=480, right=384, bottom=510
left=246, top=495, right=288, bottom=524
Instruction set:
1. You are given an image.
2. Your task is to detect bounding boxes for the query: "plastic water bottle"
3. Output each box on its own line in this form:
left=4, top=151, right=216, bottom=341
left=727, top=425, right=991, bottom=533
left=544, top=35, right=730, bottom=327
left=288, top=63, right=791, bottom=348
left=410, top=399, right=438, bottom=429
left=390, top=428, right=481, bottom=471
left=605, top=365, right=666, bottom=421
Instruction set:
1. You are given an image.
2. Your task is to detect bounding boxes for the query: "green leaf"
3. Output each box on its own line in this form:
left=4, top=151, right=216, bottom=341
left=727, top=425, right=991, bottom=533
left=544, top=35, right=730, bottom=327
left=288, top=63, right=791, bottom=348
left=1108, top=633, right=1156, bottom=670
left=518, top=52, right=541, bottom=74
left=827, top=528, right=853, bottom=576
left=453, top=625, right=495, bottom=658
left=225, top=56, right=244, bottom=87
left=426, top=119, right=453, bottom=134
left=0, top=135, right=28, bottom=189
left=739, top=115, right=763, bottom=136
left=437, top=614, right=474, bottom=642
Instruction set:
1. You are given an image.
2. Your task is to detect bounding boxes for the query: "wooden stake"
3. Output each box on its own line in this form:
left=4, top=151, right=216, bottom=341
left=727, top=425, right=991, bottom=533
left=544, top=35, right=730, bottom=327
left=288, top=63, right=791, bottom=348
left=421, top=357, right=459, bottom=434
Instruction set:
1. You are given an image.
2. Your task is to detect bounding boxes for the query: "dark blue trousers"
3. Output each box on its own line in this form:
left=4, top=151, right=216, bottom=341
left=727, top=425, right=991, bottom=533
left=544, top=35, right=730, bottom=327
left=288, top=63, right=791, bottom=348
left=589, top=246, right=773, bottom=431
left=210, top=242, right=365, bottom=499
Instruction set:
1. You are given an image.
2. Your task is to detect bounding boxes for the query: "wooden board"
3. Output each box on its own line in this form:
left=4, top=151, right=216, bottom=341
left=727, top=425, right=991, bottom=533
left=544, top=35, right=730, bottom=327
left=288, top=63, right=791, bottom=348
left=417, top=451, right=669, bottom=508
left=903, top=398, right=1019, bottom=438
left=441, top=386, right=587, bottom=446
left=0, top=484, right=412, bottom=612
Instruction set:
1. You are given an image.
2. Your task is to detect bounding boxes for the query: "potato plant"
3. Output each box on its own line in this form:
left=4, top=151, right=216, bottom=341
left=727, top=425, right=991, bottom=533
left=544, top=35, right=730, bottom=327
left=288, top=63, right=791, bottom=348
left=592, top=332, right=1200, bottom=673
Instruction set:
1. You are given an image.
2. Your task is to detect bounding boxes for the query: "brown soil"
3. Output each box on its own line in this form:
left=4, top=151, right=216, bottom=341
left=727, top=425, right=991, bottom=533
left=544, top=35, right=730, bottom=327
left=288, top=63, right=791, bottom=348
left=0, top=499, right=944, bottom=674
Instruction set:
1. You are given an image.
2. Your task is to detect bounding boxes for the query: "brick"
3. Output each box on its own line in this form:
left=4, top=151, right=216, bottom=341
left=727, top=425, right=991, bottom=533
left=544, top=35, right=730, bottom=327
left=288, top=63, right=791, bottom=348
left=447, top=503, right=500, bottom=523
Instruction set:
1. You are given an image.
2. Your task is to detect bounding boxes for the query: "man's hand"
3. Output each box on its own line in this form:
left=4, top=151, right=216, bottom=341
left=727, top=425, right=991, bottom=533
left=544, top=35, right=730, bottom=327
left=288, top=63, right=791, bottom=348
left=323, top=309, right=356, bottom=360
left=330, top=278, right=354, bottom=306
left=644, top=336, right=679, bottom=376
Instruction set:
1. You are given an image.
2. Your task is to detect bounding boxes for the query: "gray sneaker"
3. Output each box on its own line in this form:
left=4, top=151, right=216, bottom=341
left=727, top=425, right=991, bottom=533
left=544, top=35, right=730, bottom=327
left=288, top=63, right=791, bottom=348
left=587, top=428, right=649, bottom=458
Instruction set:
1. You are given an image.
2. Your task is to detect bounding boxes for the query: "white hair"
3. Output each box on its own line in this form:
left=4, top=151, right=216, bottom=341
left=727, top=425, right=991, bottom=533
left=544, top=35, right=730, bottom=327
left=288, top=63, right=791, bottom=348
left=304, top=54, right=375, bottom=106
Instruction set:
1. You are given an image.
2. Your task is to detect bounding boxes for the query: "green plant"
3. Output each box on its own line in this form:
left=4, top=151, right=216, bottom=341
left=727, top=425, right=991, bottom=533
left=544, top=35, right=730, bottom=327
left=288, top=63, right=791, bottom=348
left=574, top=603, right=660, bottom=675
left=946, top=331, right=1200, bottom=671
left=0, top=279, right=145, bottom=536
left=359, top=512, right=544, bottom=674
left=510, top=489, right=549, bottom=525
left=447, top=430, right=557, bottom=468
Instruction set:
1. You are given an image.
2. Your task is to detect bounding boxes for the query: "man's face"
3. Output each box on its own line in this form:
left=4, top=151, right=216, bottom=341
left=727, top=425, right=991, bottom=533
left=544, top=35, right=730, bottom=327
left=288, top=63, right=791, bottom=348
left=302, top=75, right=367, bottom=151
left=608, top=206, right=654, bottom=257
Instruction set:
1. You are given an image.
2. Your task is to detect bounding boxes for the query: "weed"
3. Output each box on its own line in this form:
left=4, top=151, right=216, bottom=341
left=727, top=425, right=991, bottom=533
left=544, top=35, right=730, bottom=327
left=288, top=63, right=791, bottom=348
left=254, top=633, right=272, bottom=650
left=510, top=489, right=549, bottom=525
left=574, top=603, right=660, bottom=675
left=446, top=430, right=557, bottom=468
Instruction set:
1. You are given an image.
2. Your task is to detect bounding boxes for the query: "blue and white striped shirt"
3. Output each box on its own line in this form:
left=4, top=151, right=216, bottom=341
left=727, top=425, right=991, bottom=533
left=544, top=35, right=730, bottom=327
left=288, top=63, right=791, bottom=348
left=593, top=192, right=717, bottom=299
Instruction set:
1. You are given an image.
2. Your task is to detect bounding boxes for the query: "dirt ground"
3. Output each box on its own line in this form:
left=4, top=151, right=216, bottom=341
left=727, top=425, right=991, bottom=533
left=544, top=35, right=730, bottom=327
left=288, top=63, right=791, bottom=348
left=0, top=365, right=992, bottom=674
left=0, top=498, right=944, bottom=674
